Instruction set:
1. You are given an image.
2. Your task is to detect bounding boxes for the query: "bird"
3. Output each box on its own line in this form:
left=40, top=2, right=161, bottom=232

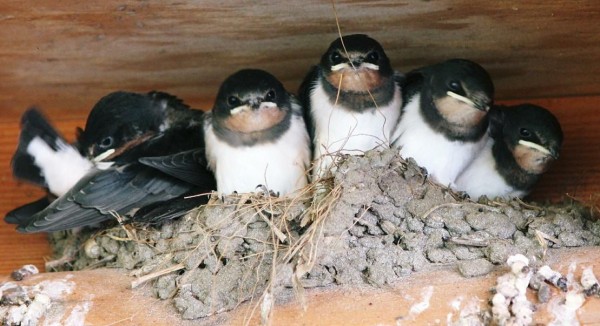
left=6, top=108, right=94, bottom=226
left=9, top=91, right=195, bottom=199
left=454, top=104, right=563, bottom=199
left=203, top=69, right=310, bottom=196
left=391, top=58, right=494, bottom=187
left=10, top=91, right=216, bottom=232
left=10, top=108, right=95, bottom=198
left=298, top=34, right=402, bottom=179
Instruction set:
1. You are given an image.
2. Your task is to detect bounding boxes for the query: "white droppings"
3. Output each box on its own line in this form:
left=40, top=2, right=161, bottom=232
left=581, top=266, right=599, bottom=296
left=447, top=297, right=484, bottom=326
left=450, top=296, right=463, bottom=311
left=492, top=254, right=534, bottom=326
left=5, top=305, right=28, bottom=325
left=548, top=291, right=585, bottom=326
left=538, top=265, right=568, bottom=291
left=36, top=279, right=75, bottom=300
left=408, top=286, right=434, bottom=316
left=22, top=293, right=52, bottom=325
left=63, top=300, right=93, bottom=326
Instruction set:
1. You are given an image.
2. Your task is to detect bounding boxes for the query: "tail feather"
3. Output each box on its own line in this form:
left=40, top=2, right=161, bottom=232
left=11, top=108, right=67, bottom=187
left=5, top=196, right=52, bottom=227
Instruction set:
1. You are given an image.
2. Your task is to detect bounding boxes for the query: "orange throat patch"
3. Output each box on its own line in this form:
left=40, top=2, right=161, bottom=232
left=435, top=97, right=487, bottom=128
left=513, top=144, right=554, bottom=174
left=326, top=68, right=384, bottom=93
left=223, top=106, right=286, bottom=134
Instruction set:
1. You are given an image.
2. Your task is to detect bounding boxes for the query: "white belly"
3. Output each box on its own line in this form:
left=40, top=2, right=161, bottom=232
left=311, top=81, right=401, bottom=177
left=393, top=95, right=486, bottom=186
left=455, top=139, right=526, bottom=199
left=205, top=115, right=309, bottom=196
left=27, top=137, right=93, bottom=196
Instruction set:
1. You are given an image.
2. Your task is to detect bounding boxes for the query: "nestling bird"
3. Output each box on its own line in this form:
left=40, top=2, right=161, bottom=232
left=299, top=34, right=402, bottom=179
left=454, top=104, right=563, bottom=199
left=204, top=69, right=310, bottom=196
left=6, top=108, right=95, bottom=226
left=10, top=108, right=95, bottom=198
left=9, top=91, right=216, bottom=232
left=391, top=59, right=494, bottom=186
left=9, top=91, right=195, bottom=199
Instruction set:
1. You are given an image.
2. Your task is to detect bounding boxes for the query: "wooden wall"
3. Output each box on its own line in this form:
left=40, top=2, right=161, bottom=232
left=1, top=0, right=599, bottom=274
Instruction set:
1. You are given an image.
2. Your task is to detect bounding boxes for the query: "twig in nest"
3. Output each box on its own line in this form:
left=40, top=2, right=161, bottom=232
left=448, top=237, right=489, bottom=247
left=257, top=209, right=287, bottom=243
left=515, top=198, right=544, bottom=211
left=131, top=263, right=185, bottom=289
left=534, top=229, right=560, bottom=259
left=83, top=255, right=116, bottom=270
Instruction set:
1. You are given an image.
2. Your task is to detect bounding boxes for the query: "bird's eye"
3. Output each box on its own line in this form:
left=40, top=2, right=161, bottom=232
left=519, top=128, right=532, bottom=138
left=366, top=51, right=380, bottom=63
left=330, top=51, right=342, bottom=65
left=264, top=89, right=276, bottom=102
left=227, top=96, right=241, bottom=107
left=98, top=136, right=113, bottom=149
left=448, top=80, right=461, bottom=92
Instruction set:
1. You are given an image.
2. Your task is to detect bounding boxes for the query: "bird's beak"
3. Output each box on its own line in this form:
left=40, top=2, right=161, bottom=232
left=518, top=140, right=557, bottom=158
left=331, top=62, right=350, bottom=72
left=230, top=105, right=252, bottom=115
left=446, top=91, right=490, bottom=112
left=360, top=62, right=380, bottom=71
left=549, top=147, right=560, bottom=160
left=92, top=148, right=116, bottom=163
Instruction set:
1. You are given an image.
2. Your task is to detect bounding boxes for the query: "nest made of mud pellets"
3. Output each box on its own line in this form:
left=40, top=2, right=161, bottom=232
left=49, top=149, right=600, bottom=320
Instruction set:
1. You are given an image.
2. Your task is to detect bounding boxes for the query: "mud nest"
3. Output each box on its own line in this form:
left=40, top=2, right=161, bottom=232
left=49, top=149, right=600, bottom=320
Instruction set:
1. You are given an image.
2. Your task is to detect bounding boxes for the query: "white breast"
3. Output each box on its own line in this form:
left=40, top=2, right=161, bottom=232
left=204, top=114, right=310, bottom=197
left=455, top=139, right=526, bottom=199
left=27, top=137, right=94, bottom=196
left=310, top=80, right=401, bottom=177
left=392, top=95, right=486, bottom=186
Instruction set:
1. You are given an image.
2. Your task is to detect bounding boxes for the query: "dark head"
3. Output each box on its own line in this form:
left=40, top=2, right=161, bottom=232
left=212, top=69, right=293, bottom=146
left=493, top=104, right=563, bottom=174
left=320, top=34, right=393, bottom=93
left=423, top=59, right=494, bottom=135
left=77, top=91, right=167, bottom=159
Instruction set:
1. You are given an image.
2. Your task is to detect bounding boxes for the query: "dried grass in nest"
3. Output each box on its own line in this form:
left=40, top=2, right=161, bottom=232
left=66, top=166, right=344, bottom=323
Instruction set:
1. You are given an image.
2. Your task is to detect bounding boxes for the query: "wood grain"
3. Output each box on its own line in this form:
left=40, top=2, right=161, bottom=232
left=2, top=247, right=600, bottom=325
left=0, top=0, right=600, bottom=121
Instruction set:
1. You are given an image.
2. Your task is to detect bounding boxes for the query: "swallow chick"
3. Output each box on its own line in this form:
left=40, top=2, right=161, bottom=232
left=12, top=91, right=215, bottom=232
left=77, top=90, right=199, bottom=161
left=454, top=104, right=563, bottom=199
left=11, top=108, right=94, bottom=197
left=299, top=34, right=402, bottom=179
left=391, top=59, right=494, bottom=186
left=6, top=91, right=191, bottom=227
left=6, top=108, right=95, bottom=226
left=204, top=69, right=310, bottom=196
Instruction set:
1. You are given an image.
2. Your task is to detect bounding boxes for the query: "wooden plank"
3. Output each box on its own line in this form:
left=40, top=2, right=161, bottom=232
left=1, top=247, right=599, bottom=325
left=232, top=247, right=600, bottom=325
left=1, top=0, right=600, bottom=121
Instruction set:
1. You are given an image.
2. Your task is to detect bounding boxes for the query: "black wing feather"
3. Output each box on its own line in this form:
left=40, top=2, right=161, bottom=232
left=4, top=196, right=52, bottom=227
left=19, top=164, right=194, bottom=233
left=139, top=148, right=215, bottom=188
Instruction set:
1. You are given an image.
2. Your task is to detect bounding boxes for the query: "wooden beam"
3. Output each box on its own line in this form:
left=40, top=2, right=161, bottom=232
left=1, top=247, right=599, bottom=325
